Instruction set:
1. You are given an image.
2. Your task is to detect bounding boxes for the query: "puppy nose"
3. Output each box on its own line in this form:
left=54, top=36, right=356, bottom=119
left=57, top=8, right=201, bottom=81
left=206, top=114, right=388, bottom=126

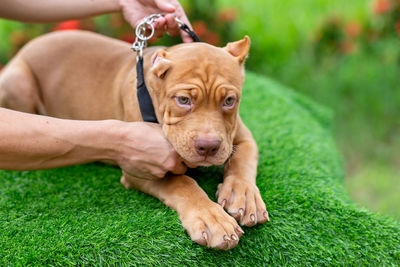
left=194, top=138, right=221, bottom=157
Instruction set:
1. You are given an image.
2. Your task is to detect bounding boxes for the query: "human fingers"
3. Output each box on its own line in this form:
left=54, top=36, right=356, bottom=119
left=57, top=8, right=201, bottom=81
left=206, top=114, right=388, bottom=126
left=154, top=14, right=192, bottom=42
left=176, top=14, right=194, bottom=42
left=182, top=159, right=198, bottom=169
left=158, top=0, right=193, bottom=42
left=181, top=30, right=194, bottom=43
left=154, top=0, right=176, bottom=13
left=170, top=159, right=187, bottom=175
left=153, top=18, right=167, bottom=38
left=165, top=14, right=181, bottom=36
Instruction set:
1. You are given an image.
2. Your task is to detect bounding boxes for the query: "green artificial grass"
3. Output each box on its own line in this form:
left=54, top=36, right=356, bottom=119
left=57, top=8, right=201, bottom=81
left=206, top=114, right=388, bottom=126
left=0, top=72, right=399, bottom=265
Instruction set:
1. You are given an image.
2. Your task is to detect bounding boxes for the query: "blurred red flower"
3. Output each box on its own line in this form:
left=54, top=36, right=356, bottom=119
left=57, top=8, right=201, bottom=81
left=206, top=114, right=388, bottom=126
left=340, top=41, right=356, bottom=54
left=53, top=20, right=80, bottom=31
left=395, top=21, right=400, bottom=35
left=120, top=33, right=135, bottom=43
left=373, top=0, right=392, bottom=14
left=218, top=8, right=237, bottom=22
left=192, top=21, right=221, bottom=45
left=192, top=21, right=208, bottom=38
left=344, top=21, right=361, bottom=38
left=204, top=31, right=220, bottom=46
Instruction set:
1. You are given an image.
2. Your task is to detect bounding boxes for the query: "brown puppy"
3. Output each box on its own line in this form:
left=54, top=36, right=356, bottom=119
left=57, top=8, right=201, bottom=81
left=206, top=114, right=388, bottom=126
left=0, top=31, right=268, bottom=249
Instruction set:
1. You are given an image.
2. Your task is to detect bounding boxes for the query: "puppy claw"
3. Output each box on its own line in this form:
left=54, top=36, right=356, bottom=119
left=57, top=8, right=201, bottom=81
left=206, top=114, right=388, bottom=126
left=201, top=231, right=209, bottom=246
left=238, top=208, right=244, bottom=218
left=184, top=201, right=241, bottom=250
left=220, top=199, right=227, bottom=208
left=231, top=234, right=238, bottom=241
left=216, top=179, right=268, bottom=228
left=250, top=214, right=256, bottom=223
left=202, top=231, right=208, bottom=240
left=264, top=211, right=270, bottom=221
left=216, top=184, right=222, bottom=198
left=236, top=226, right=245, bottom=234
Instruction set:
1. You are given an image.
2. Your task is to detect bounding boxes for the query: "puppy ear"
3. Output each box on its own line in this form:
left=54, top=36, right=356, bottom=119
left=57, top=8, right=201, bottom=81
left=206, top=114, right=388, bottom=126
left=224, top=35, right=250, bottom=64
left=150, top=49, right=172, bottom=79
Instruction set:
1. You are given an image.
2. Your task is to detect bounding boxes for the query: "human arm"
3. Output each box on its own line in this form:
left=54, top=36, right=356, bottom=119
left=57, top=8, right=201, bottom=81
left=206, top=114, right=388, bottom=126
left=0, top=108, right=186, bottom=179
left=0, top=0, right=193, bottom=42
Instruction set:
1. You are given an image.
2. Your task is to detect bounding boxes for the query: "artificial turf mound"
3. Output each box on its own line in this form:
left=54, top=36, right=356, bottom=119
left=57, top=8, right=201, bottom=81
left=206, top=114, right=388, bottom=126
left=0, top=72, right=399, bottom=265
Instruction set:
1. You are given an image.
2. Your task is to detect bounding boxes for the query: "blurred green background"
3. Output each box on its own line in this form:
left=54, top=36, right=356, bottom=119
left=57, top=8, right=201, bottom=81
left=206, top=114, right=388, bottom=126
left=0, top=0, right=399, bottom=220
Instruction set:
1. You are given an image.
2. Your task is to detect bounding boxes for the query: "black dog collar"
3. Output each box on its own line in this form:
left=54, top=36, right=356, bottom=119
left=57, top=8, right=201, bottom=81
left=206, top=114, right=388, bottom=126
left=135, top=22, right=200, bottom=123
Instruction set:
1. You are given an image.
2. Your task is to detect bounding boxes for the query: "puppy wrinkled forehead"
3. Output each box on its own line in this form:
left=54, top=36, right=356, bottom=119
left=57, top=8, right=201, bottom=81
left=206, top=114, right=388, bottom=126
left=167, top=43, right=234, bottom=63
left=165, top=43, right=244, bottom=87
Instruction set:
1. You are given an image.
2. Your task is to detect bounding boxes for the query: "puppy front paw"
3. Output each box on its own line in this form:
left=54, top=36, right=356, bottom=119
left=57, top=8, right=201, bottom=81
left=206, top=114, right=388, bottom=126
left=180, top=202, right=244, bottom=250
left=216, top=177, right=269, bottom=226
left=120, top=174, right=132, bottom=189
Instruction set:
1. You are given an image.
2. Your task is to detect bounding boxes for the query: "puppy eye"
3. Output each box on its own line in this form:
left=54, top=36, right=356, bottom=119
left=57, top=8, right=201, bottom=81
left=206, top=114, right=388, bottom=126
left=175, top=96, right=192, bottom=106
left=223, top=96, right=236, bottom=108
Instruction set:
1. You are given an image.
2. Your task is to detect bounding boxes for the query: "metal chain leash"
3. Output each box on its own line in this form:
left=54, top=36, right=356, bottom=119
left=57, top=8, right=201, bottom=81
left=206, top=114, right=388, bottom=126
left=131, top=14, right=187, bottom=61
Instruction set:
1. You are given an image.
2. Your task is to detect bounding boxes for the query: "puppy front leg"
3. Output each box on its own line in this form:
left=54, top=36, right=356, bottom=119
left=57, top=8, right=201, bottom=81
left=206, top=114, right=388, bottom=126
left=217, top=118, right=269, bottom=226
left=121, top=173, right=243, bottom=250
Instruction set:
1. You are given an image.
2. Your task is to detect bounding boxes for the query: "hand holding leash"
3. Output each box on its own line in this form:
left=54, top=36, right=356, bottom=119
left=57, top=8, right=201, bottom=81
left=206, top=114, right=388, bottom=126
left=131, top=13, right=199, bottom=61
left=119, top=0, right=194, bottom=43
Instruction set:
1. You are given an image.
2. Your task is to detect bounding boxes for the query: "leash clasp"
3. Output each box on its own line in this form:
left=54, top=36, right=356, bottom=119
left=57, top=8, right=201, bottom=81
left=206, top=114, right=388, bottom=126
left=131, top=14, right=199, bottom=61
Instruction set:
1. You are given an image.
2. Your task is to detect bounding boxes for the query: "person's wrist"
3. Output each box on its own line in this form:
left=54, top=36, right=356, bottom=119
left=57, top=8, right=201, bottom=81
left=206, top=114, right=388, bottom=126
left=80, top=119, right=125, bottom=165
left=98, top=120, right=126, bottom=163
left=103, top=120, right=148, bottom=165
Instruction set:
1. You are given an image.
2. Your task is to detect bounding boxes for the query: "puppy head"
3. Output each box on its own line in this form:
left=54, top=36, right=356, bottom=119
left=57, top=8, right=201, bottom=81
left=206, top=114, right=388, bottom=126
left=147, top=36, right=250, bottom=167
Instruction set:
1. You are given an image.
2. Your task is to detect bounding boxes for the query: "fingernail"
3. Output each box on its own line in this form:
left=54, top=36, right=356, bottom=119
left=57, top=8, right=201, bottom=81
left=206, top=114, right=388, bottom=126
left=164, top=3, right=176, bottom=10
left=250, top=214, right=256, bottom=223
left=223, top=235, right=231, bottom=241
left=231, top=234, right=238, bottom=241
left=264, top=211, right=270, bottom=221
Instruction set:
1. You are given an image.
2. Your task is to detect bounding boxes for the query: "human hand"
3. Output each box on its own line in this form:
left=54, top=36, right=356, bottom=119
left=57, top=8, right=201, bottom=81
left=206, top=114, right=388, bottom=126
left=112, top=121, right=187, bottom=180
left=118, top=0, right=193, bottom=43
